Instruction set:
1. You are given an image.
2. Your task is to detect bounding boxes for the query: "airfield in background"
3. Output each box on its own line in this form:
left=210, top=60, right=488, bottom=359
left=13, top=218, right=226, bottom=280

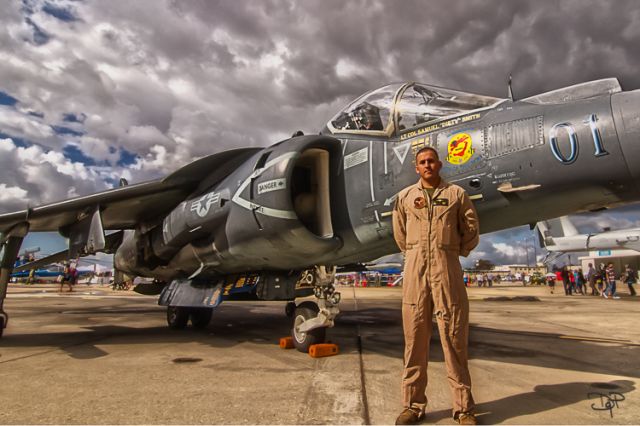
left=0, top=281, right=637, bottom=425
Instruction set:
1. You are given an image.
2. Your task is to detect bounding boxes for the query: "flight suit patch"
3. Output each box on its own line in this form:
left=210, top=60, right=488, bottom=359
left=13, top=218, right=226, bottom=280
left=433, top=198, right=449, bottom=206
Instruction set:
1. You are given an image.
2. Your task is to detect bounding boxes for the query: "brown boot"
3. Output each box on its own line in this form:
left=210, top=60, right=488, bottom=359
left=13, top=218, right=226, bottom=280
left=395, top=408, right=424, bottom=425
left=455, top=411, right=478, bottom=425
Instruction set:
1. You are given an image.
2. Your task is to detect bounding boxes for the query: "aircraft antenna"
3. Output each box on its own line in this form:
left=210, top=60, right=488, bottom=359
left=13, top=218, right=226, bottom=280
left=508, top=74, right=515, bottom=101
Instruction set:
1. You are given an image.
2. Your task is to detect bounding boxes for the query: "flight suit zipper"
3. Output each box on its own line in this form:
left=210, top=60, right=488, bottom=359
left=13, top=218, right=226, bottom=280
left=422, top=186, right=443, bottom=284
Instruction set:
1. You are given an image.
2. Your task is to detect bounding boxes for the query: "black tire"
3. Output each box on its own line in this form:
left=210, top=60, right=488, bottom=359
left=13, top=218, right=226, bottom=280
left=167, top=306, right=189, bottom=329
left=285, top=301, right=296, bottom=318
left=291, top=301, right=326, bottom=353
left=190, top=308, right=213, bottom=329
left=0, top=316, right=4, bottom=338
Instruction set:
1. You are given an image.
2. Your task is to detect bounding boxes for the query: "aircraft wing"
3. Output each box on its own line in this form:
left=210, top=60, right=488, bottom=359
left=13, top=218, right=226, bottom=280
left=0, top=148, right=261, bottom=233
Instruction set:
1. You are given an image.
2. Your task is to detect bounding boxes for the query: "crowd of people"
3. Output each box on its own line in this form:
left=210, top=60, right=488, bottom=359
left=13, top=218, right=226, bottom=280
left=548, top=262, right=637, bottom=298
left=462, top=271, right=538, bottom=287
left=462, top=263, right=638, bottom=299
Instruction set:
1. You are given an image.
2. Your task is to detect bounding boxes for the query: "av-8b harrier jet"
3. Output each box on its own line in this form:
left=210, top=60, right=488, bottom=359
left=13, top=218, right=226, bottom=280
left=2, top=78, right=640, bottom=350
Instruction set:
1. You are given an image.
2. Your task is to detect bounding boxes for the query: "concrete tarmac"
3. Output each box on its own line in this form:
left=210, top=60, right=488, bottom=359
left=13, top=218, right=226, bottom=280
left=0, top=282, right=638, bottom=424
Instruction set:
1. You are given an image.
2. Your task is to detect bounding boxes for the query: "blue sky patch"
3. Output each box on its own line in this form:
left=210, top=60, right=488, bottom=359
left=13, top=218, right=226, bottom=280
left=52, top=125, right=84, bottom=137
left=25, top=17, right=50, bottom=45
left=104, top=176, right=118, bottom=187
left=63, top=144, right=96, bottom=166
left=63, top=113, right=86, bottom=123
left=42, top=2, right=78, bottom=22
left=117, top=148, right=139, bottom=166
left=0, top=91, right=18, bottom=106
left=0, top=131, right=30, bottom=148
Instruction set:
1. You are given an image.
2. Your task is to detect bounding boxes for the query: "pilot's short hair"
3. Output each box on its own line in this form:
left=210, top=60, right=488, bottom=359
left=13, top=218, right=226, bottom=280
left=415, top=146, right=439, bottom=161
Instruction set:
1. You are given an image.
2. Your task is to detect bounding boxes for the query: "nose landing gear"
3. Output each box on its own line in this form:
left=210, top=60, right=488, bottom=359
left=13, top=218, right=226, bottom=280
left=290, top=265, right=340, bottom=353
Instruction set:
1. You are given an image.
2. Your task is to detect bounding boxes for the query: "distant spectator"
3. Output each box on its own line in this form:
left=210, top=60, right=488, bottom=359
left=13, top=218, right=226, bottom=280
left=546, top=274, right=556, bottom=294
left=561, top=266, right=572, bottom=296
left=586, top=263, right=597, bottom=296
left=59, top=263, right=73, bottom=292
left=69, top=263, right=78, bottom=286
left=568, top=269, right=576, bottom=293
left=476, top=273, right=484, bottom=287
left=595, top=265, right=605, bottom=296
left=555, top=270, right=562, bottom=288
left=604, top=262, right=619, bottom=299
left=623, top=264, right=637, bottom=297
left=575, top=269, right=586, bottom=295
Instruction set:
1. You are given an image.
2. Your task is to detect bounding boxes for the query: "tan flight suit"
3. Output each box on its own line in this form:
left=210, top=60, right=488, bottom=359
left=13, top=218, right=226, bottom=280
left=392, top=179, right=479, bottom=417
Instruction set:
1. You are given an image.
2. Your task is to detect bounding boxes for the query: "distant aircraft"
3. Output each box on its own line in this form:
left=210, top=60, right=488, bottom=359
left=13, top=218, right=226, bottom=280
left=10, top=264, right=64, bottom=283
left=365, top=263, right=403, bottom=275
left=3, top=77, right=640, bottom=350
left=536, top=215, right=640, bottom=257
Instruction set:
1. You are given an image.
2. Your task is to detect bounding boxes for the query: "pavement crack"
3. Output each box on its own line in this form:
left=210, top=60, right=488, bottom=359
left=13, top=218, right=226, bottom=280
left=353, top=287, right=371, bottom=425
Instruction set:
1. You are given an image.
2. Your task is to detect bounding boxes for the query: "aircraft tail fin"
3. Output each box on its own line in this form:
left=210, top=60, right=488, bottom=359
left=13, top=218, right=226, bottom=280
left=558, top=216, right=579, bottom=236
left=625, top=241, right=640, bottom=253
left=541, top=215, right=579, bottom=239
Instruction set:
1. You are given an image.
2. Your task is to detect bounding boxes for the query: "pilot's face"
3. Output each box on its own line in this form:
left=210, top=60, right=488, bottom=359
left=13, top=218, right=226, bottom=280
left=415, top=150, right=442, bottom=181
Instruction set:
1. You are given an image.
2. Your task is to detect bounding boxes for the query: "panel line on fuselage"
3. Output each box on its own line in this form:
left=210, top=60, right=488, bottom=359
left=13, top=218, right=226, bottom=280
left=231, top=151, right=299, bottom=220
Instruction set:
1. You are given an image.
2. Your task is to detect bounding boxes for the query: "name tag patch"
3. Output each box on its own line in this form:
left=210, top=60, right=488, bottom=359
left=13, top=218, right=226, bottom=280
left=433, top=198, right=449, bottom=206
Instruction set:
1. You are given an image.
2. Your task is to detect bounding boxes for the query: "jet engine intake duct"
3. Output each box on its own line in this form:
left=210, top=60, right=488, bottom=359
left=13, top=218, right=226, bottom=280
left=221, top=135, right=343, bottom=271
left=291, top=148, right=333, bottom=238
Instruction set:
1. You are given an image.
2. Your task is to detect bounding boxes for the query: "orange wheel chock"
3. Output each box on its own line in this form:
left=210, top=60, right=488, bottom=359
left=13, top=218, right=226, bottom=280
left=308, top=343, right=339, bottom=358
left=279, top=336, right=294, bottom=349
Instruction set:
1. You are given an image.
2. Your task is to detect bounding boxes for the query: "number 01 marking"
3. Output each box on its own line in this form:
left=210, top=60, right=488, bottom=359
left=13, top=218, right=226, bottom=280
left=550, top=114, right=609, bottom=164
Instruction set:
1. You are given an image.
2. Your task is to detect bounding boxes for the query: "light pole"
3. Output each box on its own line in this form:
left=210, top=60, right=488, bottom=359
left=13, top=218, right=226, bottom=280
left=521, top=238, right=531, bottom=268
left=523, top=235, right=538, bottom=270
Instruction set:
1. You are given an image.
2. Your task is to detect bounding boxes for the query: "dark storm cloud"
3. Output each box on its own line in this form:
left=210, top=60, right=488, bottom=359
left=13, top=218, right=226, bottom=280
left=2, top=0, right=640, bottom=266
left=163, top=0, right=640, bottom=113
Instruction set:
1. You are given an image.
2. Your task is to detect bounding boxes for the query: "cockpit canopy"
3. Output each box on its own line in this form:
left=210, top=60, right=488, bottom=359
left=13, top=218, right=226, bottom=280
left=327, top=82, right=504, bottom=136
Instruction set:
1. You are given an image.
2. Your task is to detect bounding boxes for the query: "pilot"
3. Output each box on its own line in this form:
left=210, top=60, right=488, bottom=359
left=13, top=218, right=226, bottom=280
left=392, top=146, right=479, bottom=425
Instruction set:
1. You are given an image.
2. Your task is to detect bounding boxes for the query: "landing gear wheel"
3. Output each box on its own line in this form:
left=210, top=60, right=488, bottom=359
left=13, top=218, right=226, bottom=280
left=167, top=306, right=189, bottom=329
left=190, top=308, right=213, bottom=329
left=0, top=311, right=7, bottom=338
left=291, top=301, right=326, bottom=353
left=285, top=301, right=296, bottom=318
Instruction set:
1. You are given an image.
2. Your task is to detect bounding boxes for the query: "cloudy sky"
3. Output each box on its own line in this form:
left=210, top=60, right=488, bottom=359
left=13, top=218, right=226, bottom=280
left=2, top=0, right=640, bottom=267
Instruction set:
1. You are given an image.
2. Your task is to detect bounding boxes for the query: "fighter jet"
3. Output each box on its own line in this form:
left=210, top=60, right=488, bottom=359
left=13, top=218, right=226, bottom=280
left=2, top=77, right=640, bottom=350
left=537, top=215, right=640, bottom=254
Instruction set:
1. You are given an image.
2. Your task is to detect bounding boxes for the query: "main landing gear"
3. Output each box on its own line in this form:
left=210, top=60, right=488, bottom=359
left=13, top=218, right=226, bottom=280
left=290, top=266, right=341, bottom=352
left=166, top=306, right=213, bottom=329
left=0, top=224, right=29, bottom=339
